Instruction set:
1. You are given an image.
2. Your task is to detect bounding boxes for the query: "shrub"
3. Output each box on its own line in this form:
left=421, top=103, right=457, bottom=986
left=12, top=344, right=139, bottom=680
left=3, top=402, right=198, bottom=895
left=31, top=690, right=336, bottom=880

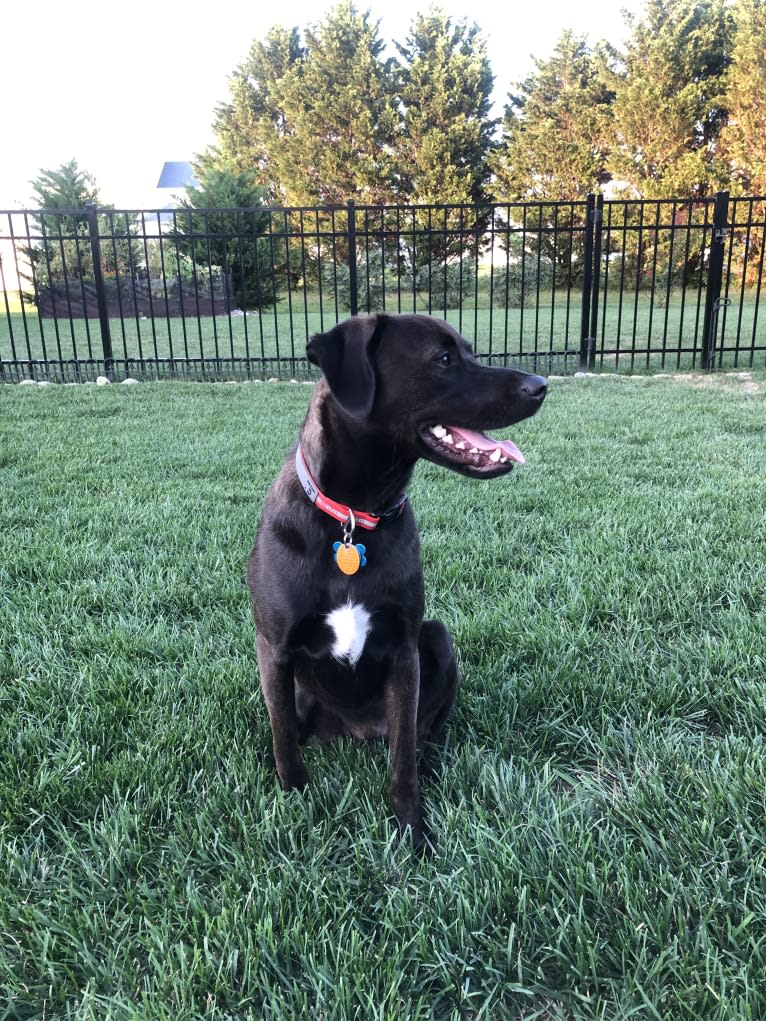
left=327, top=249, right=413, bottom=313
left=489, top=255, right=553, bottom=307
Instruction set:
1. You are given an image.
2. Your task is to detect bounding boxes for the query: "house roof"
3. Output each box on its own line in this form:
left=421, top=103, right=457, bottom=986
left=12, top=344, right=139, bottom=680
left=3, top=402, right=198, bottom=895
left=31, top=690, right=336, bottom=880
left=156, top=162, right=198, bottom=189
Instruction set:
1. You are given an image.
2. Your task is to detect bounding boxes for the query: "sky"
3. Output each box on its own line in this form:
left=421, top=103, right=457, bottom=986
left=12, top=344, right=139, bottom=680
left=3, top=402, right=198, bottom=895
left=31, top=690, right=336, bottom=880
left=0, top=0, right=643, bottom=210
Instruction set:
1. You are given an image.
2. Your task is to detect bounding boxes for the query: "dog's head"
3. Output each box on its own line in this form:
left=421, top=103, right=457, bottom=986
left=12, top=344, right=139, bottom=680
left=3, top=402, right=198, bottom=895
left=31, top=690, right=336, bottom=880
left=307, top=313, right=547, bottom=479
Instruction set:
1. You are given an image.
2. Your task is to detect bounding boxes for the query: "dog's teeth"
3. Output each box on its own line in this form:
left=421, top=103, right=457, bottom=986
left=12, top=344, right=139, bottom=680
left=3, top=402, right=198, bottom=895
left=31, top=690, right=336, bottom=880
left=489, top=448, right=502, bottom=463
left=444, top=434, right=454, bottom=444
left=430, top=425, right=447, bottom=438
left=470, top=447, right=479, bottom=454
left=500, top=456, right=508, bottom=463
left=456, top=442, right=467, bottom=450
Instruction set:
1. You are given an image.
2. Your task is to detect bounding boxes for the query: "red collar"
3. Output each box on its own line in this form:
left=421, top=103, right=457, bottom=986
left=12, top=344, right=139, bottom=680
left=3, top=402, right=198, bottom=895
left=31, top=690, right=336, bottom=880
left=295, top=445, right=407, bottom=531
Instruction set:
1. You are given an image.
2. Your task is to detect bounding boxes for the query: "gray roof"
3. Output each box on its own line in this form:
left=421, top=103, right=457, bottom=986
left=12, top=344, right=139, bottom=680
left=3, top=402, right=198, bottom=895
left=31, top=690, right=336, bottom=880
left=157, top=162, right=198, bottom=189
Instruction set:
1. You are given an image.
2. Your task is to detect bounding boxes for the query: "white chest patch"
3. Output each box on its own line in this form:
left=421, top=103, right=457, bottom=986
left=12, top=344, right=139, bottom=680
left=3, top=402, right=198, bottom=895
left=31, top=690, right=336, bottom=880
left=326, top=600, right=372, bottom=667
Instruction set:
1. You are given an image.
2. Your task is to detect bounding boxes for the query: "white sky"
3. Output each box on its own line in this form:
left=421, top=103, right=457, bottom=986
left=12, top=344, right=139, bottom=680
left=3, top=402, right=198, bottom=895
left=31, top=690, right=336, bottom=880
left=0, top=0, right=641, bottom=209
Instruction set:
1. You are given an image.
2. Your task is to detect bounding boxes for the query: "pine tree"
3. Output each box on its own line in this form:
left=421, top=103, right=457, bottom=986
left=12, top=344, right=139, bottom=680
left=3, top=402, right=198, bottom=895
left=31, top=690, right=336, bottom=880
left=718, top=0, right=766, bottom=288
left=607, top=0, right=733, bottom=198
left=486, top=33, right=613, bottom=288
left=24, top=161, right=138, bottom=306
left=489, top=31, right=613, bottom=202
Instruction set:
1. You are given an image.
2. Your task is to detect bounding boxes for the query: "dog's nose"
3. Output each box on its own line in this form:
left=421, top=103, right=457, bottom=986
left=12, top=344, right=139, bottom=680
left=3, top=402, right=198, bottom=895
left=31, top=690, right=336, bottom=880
left=521, top=375, right=548, bottom=400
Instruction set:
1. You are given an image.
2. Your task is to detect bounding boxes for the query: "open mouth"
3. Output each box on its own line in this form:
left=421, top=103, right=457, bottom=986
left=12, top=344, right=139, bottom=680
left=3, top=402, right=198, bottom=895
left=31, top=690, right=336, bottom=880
left=420, top=424, right=525, bottom=474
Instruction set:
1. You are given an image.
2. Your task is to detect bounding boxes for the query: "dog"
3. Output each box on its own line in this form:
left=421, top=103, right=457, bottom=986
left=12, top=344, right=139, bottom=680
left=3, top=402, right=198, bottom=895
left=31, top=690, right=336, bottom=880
left=247, top=313, right=547, bottom=847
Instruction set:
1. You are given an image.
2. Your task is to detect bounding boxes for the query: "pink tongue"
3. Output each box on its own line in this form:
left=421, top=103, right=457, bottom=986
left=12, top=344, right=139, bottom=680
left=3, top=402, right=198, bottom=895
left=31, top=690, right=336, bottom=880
left=449, top=427, right=526, bottom=465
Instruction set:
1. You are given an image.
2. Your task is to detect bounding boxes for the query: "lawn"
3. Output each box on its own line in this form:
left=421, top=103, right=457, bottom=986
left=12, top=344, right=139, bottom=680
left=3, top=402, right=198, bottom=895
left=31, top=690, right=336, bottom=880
left=1, top=288, right=763, bottom=382
left=1, top=372, right=766, bottom=1019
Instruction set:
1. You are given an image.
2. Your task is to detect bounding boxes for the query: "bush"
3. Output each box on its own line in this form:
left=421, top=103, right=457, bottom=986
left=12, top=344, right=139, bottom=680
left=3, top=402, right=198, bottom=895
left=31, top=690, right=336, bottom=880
left=327, top=249, right=413, bottom=313
left=414, top=260, right=476, bottom=310
left=489, top=255, right=553, bottom=307
left=327, top=249, right=479, bottom=314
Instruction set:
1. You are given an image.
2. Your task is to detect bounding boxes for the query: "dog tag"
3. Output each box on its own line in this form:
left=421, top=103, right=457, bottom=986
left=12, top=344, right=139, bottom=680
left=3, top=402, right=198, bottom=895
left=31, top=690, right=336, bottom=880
left=333, top=542, right=367, bottom=575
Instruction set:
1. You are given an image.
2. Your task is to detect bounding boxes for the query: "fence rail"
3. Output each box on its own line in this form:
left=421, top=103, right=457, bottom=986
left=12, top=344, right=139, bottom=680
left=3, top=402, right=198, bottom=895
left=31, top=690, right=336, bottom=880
left=1, top=194, right=764, bottom=382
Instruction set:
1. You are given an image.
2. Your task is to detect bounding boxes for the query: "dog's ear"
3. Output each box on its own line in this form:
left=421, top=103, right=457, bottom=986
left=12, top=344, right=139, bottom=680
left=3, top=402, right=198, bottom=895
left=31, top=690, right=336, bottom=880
left=306, top=315, right=383, bottom=418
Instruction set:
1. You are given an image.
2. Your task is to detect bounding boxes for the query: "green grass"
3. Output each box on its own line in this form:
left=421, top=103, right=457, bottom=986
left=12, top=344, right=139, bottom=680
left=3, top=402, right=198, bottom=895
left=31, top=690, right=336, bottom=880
left=2, top=289, right=763, bottom=380
left=1, top=374, right=766, bottom=1019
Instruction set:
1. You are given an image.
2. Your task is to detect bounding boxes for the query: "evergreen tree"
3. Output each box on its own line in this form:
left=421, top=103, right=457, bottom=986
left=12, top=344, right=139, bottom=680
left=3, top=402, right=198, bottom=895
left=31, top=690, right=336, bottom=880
left=489, top=31, right=613, bottom=202
left=30, top=159, right=100, bottom=212
left=719, top=0, right=766, bottom=194
left=201, top=25, right=305, bottom=194
left=204, top=4, right=397, bottom=207
left=175, top=167, right=279, bottom=310
left=282, top=2, right=398, bottom=205
left=394, top=9, right=496, bottom=206
left=607, top=0, right=733, bottom=198
left=24, top=160, right=139, bottom=308
left=718, top=0, right=766, bottom=289
left=25, top=161, right=101, bottom=291
left=487, top=33, right=613, bottom=288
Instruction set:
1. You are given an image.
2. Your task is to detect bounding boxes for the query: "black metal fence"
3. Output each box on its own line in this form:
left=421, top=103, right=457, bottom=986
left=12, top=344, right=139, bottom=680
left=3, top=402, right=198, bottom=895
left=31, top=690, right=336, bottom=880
left=1, top=194, right=764, bottom=382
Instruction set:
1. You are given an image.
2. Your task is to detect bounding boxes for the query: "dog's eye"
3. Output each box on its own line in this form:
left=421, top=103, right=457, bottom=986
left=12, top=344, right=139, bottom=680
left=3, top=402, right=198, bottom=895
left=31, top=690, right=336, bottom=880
left=435, top=351, right=451, bottom=366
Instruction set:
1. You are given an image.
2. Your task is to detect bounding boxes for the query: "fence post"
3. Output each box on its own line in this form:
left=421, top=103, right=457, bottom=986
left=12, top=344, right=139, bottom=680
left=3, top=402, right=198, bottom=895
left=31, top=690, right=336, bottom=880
left=347, top=200, right=358, bottom=317
left=580, top=194, right=596, bottom=370
left=588, top=195, right=604, bottom=369
left=85, top=203, right=114, bottom=380
left=701, top=191, right=730, bottom=370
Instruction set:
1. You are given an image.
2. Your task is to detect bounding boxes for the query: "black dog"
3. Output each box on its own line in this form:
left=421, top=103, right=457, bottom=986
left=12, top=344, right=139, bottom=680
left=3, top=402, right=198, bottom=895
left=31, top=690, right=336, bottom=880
left=247, top=313, right=546, bottom=846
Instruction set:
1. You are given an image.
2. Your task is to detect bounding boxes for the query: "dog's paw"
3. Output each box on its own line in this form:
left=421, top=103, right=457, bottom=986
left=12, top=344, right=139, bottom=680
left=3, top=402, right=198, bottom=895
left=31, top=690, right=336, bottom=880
left=417, top=747, right=441, bottom=784
left=389, top=785, right=425, bottom=846
left=278, top=759, right=310, bottom=791
left=395, top=814, right=434, bottom=855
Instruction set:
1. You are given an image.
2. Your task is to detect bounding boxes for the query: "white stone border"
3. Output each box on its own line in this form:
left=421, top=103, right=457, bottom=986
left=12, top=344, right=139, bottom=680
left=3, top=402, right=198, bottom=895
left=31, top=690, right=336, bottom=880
left=11, top=370, right=763, bottom=393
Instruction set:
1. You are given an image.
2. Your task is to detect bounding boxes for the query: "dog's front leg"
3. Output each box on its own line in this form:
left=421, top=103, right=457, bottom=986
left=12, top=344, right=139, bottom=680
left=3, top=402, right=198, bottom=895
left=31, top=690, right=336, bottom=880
left=257, top=634, right=309, bottom=790
left=385, top=650, right=424, bottom=845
